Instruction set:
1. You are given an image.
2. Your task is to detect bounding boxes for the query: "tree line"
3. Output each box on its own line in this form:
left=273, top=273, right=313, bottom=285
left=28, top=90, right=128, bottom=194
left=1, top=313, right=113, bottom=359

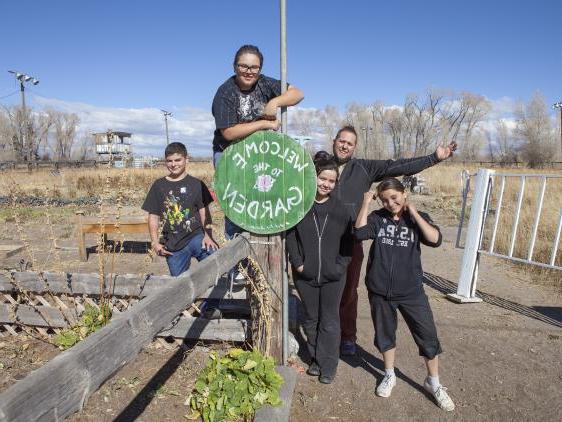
left=1, top=89, right=560, bottom=167
left=290, top=90, right=561, bottom=167
left=0, top=106, right=86, bottom=161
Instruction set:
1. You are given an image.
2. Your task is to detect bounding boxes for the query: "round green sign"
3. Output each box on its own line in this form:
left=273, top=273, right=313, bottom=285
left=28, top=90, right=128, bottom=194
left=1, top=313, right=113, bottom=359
left=214, top=131, right=316, bottom=234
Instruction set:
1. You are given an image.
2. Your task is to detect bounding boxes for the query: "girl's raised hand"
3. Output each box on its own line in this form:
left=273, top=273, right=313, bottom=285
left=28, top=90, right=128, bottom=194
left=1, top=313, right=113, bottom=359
left=404, top=200, right=417, bottom=215
left=363, top=191, right=375, bottom=204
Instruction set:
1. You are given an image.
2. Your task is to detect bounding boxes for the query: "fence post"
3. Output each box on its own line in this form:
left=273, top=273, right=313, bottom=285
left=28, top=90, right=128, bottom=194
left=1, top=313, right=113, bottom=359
left=447, top=168, right=494, bottom=303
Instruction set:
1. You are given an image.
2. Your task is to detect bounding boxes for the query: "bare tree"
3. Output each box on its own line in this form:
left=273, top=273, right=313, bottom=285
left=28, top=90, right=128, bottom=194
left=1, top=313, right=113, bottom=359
left=319, top=105, right=343, bottom=143
left=290, top=107, right=317, bottom=136
left=385, top=107, right=406, bottom=159
left=515, top=92, right=556, bottom=167
left=494, top=119, right=518, bottom=163
left=72, top=134, right=95, bottom=160
left=52, top=110, right=80, bottom=160
left=369, top=101, right=386, bottom=159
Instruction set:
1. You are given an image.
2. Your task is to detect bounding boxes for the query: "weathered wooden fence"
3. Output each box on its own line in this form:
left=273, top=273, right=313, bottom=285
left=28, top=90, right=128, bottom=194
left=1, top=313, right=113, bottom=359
left=0, top=234, right=252, bottom=422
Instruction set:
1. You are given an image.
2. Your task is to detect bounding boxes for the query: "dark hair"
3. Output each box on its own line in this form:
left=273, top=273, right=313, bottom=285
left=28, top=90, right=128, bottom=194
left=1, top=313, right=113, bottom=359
left=164, top=142, right=188, bottom=158
left=334, top=125, right=358, bottom=141
left=234, top=45, right=263, bottom=67
left=376, top=177, right=405, bottom=196
left=313, top=150, right=339, bottom=177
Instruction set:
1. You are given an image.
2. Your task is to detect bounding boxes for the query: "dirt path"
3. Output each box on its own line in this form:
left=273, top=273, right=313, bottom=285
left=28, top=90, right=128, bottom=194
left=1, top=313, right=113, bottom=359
left=289, top=226, right=562, bottom=421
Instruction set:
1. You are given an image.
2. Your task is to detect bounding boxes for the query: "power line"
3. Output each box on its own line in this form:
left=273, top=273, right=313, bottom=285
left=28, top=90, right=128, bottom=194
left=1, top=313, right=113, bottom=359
left=0, top=90, right=19, bottom=100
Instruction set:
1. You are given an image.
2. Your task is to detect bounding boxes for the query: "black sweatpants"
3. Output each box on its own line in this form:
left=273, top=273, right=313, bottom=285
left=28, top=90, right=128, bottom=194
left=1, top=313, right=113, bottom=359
left=368, top=291, right=442, bottom=359
left=295, top=277, right=346, bottom=377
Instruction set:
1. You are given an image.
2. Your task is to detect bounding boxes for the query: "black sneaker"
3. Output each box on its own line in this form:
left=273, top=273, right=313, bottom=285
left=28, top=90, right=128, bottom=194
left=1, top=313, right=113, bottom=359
left=306, top=362, right=321, bottom=376
left=340, top=340, right=356, bottom=356
left=319, top=374, right=334, bottom=384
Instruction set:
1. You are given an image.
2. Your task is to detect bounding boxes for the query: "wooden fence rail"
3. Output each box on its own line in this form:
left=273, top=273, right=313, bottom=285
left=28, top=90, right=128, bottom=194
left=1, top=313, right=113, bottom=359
left=0, top=233, right=252, bottom=422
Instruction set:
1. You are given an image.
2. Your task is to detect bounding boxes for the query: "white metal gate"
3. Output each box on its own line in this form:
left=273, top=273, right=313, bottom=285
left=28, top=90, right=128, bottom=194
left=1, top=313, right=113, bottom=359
left=448, top=169, right=562, bottom=303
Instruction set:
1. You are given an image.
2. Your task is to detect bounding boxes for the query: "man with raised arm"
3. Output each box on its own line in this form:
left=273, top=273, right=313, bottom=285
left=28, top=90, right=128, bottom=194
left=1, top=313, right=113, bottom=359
left=332, top=125, right=456, bottom=356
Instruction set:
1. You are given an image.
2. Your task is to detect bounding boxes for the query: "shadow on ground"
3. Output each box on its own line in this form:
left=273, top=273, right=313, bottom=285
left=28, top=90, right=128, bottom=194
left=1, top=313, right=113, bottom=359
left=423, top=272, right=562, bottom=329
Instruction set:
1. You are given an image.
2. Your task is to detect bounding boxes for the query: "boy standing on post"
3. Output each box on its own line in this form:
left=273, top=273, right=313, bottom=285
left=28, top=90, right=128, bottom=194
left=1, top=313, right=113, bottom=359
left=142, top=142, right=218, bottom=276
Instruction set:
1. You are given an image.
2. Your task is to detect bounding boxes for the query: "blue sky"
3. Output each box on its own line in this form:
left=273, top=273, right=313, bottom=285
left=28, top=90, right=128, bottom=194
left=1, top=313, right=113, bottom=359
left=1, top=0, right=560, bottom=155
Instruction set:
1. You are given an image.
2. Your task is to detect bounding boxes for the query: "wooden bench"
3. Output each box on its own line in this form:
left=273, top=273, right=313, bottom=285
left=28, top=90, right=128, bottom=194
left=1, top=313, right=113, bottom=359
left=76, top=211, right=149, bottom=261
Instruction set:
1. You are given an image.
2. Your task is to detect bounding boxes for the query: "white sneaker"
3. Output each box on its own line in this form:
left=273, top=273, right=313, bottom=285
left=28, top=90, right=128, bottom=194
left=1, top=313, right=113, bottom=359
left=424, top=379, right=455, bottom=411
left=375, top=374, right=396, bottom=397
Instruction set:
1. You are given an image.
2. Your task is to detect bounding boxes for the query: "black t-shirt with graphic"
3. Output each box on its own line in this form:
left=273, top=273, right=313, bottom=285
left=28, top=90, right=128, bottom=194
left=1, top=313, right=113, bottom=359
left=142, top=175, right=213, bottom=252
left=212, top=74, right=282, bottom=153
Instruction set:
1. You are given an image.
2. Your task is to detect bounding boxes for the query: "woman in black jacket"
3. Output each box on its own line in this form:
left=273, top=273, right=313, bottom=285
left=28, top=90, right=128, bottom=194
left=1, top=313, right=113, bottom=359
left=286, top=152, right=352, bottom=384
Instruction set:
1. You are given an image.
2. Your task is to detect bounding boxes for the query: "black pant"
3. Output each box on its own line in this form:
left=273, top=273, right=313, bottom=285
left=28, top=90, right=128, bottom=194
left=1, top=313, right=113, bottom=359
left=368, top=291, right=442, bottom=359
left=295, top=277, right=346, bottom=377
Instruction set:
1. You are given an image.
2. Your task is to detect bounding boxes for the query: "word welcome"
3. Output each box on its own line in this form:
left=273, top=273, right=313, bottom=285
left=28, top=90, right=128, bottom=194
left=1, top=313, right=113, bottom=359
left=230, top=140, right=309, bottom=172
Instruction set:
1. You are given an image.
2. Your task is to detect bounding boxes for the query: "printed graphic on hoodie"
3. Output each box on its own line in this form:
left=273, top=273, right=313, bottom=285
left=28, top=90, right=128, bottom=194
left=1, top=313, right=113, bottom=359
left=377, top=219, right=415, bottom=247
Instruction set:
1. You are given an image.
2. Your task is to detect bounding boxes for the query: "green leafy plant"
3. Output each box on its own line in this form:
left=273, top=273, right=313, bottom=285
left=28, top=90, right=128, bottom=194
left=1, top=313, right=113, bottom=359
left=188, top=348, right=283, bottom=422
left=54, top=304, right=112, bottom=350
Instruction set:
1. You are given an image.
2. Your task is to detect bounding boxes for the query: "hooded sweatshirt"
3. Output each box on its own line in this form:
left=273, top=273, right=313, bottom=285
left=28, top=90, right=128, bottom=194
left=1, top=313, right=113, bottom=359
left=286, top=196, right=353, bottom=285
left=332, top=154, right=440, bottom=222
left=354, top=208, right=442, bottom=299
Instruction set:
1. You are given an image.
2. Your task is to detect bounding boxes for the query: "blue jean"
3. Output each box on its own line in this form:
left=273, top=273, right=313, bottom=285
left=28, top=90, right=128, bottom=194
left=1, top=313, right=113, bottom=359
left=166, top=232, right=215, bottom=277
left=214, top=150, right=243, bottom=240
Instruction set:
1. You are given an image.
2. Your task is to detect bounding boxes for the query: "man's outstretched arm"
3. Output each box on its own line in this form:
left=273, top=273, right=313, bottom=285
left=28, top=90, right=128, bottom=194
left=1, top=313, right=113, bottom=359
left=366, top=142, right=457, bottom=181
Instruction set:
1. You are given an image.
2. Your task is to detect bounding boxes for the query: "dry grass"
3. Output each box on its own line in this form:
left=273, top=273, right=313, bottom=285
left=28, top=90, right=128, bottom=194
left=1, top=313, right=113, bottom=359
left=0, top=162, right=214, bottom=204
left=1, top=161, right=560, bottom=287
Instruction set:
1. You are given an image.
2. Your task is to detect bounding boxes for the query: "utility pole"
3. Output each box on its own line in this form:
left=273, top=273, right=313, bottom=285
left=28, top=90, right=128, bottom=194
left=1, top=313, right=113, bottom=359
left=161, top=110, right=172, bottom=145
left=8, top=71, right=39, bottom=161
left=553, top=102, right=562, bottom=159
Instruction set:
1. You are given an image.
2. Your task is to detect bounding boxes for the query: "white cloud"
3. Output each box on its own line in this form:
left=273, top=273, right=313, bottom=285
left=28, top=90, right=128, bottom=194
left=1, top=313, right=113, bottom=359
left=29, top=94, right=523, bottom=158
left=33, top=96, right=216, bottom=157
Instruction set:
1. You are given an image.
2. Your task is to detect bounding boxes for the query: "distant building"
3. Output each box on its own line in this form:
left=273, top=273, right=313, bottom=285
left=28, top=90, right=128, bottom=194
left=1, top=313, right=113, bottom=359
left=93, top=130, right=132, bottom=164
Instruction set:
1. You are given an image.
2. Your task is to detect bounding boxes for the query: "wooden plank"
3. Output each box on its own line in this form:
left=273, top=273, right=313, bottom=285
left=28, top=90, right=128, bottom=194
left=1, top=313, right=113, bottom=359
left=250, top=233, right=284, bottom=362
left=0, top=233, right=252, bottom=422
left=0, top=303, right=72, bottom=328
left=79, top=216, right=147, bottom=225
left=254, top=366, right=297, bottom=422
left=158, top=316, right=248, bottom=342
left=0, top=244, right=25, bottom=259
left=81, top=223, right=148, bottom=234
left=198, top=277, right=247, bottom=300
left=0, top=301, right=247, bottom=342
left=3, top=271, right=246, bottom=300
left=76, top=214, right=149, bottom=261
left=3, top=272, right=173, bottom=297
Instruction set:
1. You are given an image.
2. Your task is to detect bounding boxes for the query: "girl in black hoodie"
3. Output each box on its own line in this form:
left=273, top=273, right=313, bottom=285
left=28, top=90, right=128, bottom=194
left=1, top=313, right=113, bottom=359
left=286, top=152, right=352, bottom=384
left=354, top=177, right=455, bottom=411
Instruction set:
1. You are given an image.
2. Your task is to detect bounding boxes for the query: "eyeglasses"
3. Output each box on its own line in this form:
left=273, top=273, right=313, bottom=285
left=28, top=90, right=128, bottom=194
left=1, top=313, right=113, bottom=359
left=236, top=63, right=261, bottom=73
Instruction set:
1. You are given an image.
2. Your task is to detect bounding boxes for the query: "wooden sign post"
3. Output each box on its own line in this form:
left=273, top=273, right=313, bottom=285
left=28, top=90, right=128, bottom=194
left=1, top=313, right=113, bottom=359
left=215, top=131, right=315, bottom=362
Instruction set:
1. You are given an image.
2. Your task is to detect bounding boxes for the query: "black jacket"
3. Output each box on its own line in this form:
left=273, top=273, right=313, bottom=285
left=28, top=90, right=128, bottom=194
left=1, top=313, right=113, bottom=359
left=333, top=154, right=439, bottom=221
left=354, top=208, right=442, bottom=299
left=286, top=196, right=353, bottom=285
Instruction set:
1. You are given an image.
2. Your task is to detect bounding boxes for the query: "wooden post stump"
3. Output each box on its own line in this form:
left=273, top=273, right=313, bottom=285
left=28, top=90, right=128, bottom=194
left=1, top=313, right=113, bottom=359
left=250, top=233, right=284, bottom=362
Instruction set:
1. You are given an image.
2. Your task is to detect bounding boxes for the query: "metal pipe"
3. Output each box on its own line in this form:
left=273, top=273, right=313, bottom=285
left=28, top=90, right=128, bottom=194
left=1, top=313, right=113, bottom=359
left=550, top=209, right=562, bottom=266
left=493, top=173, right=562, bottom=178
left=280, top=0, right=289, bottom=365
left=455, top=170, right=473, bottom=248
left=509, top=176, right=525, bottom=257
left=489, top=176, right=505, bottom=253
left=527, top=177, right=547, bottom=261
left=480, top=250, right=562, bottom=272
